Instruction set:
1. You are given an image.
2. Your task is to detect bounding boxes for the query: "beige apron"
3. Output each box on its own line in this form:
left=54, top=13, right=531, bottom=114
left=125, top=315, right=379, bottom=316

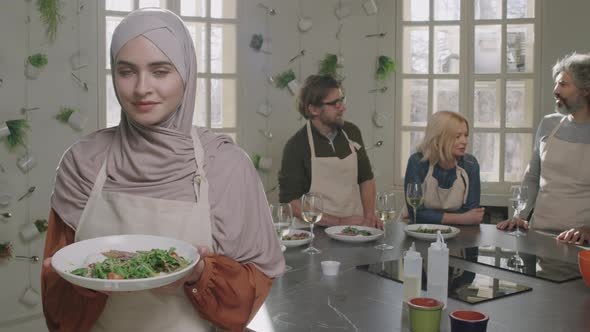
left=532, top=117, right=590, bottom=231
left=307, top=121, right=363, bottom=218
left=422, top=163, right=469, bottom=211
left=76, top=127, right=214, bottom=332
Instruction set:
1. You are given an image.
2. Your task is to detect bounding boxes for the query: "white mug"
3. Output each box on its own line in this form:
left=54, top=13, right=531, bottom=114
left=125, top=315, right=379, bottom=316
left=298, top=17, right=313, bottom=32
left=287, top=80, right=300, bottom=96
left=17, top=154, right=37, bottom=174
left=20, top=288, right=40, bottom=307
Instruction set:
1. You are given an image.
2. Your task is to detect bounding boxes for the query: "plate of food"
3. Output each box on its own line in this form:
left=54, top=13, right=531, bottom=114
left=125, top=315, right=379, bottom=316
left=51, top=234, right=199, bottom=292
left=324, top=225, right=383, bottom=243
left=404, top=224, right=460, bottom=241
left=281, top=230, right=313, bottom=248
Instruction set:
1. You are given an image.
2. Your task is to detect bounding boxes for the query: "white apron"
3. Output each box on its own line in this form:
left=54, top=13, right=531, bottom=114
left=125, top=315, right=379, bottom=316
left=76, top=127, right=214, bottom=332
left=422, top=163, right=469, bottom=211
left=307, top=121, right=363, bottom=217
left=532, top=117, right=590, bottom=231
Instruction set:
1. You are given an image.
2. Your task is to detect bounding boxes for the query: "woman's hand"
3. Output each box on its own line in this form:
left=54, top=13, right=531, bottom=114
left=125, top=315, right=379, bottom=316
left=43, top=257, right=110, bottom=296
left=151, top=246, right=211, bottom=295
left=557, top=226, right=590, bottom=244
left=496, top=218, right=529, bottom=231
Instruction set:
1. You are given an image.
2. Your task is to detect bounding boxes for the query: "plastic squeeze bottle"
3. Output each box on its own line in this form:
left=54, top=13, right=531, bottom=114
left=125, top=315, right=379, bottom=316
left=427, top=231, right=449, bottom=306
left=403, top=242, right=423, bottom=301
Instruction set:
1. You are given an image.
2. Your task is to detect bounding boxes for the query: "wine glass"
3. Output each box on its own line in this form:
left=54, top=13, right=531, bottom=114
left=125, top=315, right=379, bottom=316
left=406, top=183, right=423, bottom=225
left=270, top=203, right=293, bottom=271
left=301, top=192, right=323, bottom=255
left=374, top=192, right=395, bottom=250
left=509, top=185, right=528, bottom=237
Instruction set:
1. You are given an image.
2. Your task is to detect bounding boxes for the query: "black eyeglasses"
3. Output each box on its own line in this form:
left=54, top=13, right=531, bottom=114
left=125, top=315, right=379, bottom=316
left=318, top=96, right=346, bottom=107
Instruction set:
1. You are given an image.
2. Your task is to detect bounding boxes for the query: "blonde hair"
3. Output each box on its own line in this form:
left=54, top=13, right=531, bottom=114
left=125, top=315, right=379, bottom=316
left=417, top=111, right=469, bottom=166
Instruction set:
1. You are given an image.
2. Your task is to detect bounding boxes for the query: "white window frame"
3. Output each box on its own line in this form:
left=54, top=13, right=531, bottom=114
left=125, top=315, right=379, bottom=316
left=394, top=0, right=541, bottom=196
left=97, top=0, right=239, bottom=140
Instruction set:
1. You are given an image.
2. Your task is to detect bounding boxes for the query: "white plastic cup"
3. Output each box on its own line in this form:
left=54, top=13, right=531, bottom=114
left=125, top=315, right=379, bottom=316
left=335, top=6, right=351, bottom=19
left=321, top=261, right=341, bottom=276
left=0, top=193, right=11, bottom=207
left=298, top=17, right=313, bottom=32
left=258, top=157, right=273, bottom=171
left=70, top=50, right=89, bottom=70
left=287, top=80, right=300, bottom=96
left=17, top=154, right=37, bottom=174
left=0, top=126, right=10, bottom=139
left=363, top=0, right=378, bottom=15
left=20, top=288, right=40, bottom=307
left=24, top=62, right=43, bottom=80
left=257, top=103, right=272, bottom=117
left=20, top=223, right=40, bottom=241
left=68, top=111, right=87, bottom=131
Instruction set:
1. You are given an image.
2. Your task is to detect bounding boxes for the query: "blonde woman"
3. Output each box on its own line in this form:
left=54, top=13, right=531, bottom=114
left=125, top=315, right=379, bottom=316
left=404, top=111, right=484, bottom=225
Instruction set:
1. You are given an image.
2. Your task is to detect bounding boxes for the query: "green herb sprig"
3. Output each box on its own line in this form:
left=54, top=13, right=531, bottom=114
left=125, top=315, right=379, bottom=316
left=28, top=53, right=48, bottom=68
left=4, top=119, right=30, bottom=150
left=376, top=55, right=396, bottom=81
left=37, top=0, right=63, bottom=43
left=274, top=69, right=296, bottom=89
left=56, top=107, right=76, bottom=123
left=318, top=54, right=343, bottom=79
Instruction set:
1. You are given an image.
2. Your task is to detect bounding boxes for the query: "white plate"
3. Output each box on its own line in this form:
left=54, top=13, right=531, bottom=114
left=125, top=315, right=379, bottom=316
left=51, top=234, right=199, bottom=292
left=325, top=225, right=383, bottom=243
left=281, top=230, right=313, bottom=248
left=404, top=224, right=460, bottom=241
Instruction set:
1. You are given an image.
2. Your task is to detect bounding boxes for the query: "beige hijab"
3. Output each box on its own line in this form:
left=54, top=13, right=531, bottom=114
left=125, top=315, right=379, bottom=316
left=51, top=8, right=283, bottom=277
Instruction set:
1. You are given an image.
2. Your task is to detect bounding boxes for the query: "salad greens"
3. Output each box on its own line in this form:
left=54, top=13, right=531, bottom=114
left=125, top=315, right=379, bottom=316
left=70, top=247, right=190, bottom=280
left=414, top=227, right=453, bottom=234
left=341, top=226, right=372, bottom=236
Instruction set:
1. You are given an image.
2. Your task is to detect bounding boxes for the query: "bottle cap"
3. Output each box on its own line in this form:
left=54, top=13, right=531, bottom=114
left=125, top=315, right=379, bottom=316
left=429, top=230, right=447, bottom=250
left=405, top=242, right=421, bottom=259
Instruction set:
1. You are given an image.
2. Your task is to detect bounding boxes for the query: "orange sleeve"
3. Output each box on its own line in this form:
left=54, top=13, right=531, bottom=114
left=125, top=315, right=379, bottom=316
left=183, top=255, right=274, bottom=332
left=41, top=209, right=108, bottom=332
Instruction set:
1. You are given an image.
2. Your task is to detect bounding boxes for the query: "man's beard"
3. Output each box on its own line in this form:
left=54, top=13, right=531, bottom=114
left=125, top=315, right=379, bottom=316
left=319, top=110, right=344, bottom=130
left=556, top=95, right=587, bottom=115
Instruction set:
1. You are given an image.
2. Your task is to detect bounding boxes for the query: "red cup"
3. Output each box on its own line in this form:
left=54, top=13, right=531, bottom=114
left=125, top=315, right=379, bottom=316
left=449, top=310, right=489, bottom=332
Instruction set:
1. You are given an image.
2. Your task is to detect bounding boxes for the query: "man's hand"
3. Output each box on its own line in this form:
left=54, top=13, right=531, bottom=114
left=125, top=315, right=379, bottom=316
left=461, top=207, right=486, bottom=225
left=363, top=211, right=383, bottom=229
left=557, top=226, right=590, bottom=244
left=496, top=218, right=529, bottom=231
left=340, top=214, right=383, bottom=229
left=151, top=246, right=211, bottom=295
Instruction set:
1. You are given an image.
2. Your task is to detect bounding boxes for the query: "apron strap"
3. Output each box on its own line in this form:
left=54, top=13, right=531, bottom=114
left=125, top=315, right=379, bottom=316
left=191, top=127, right=207, bottom=202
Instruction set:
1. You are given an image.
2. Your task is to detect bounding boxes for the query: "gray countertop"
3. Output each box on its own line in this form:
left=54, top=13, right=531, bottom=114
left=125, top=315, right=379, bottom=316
left=248, top=223, right=590, bottom=332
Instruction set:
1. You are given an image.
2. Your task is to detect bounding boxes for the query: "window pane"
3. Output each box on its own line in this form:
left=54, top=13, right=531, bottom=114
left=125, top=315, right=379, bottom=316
left=403, top=0, right=429, bottom=21
left=401, top=131, right=426, bottom=178
left=106, top=74, right=120, bottom=128
left=181, top=0, right=207, bottom=17
left=474, top=25, right=501, bottom=74
left=474, top=80, right=500, bottom=128
left=472, top=133, right=500, bottom=182
left=507, top=24, right=534, bottom=73
left=105, top=17, right=123, bottom=69
left=505, top=133, right=532, bottom=182
left=211, top=79, right=236, bottom=129
left=433, top=79, right=459, bottom=113
left=139, top=0, right=165, bottom=8
left=403, top=26, right=429, bottom=74
left=211, top=24, right=236, bottom=74
left=475, top=0, right=502, bottom=19
left=106, top=0, right=132, bottom=11
left=193, top=78, right=207, bottom=127
left=434, top=0, right=460, bottom=21
left=402, top=79, right=428, bottom=126
left=507, top=0, right=535, bottom=19
left=186, top=22, right=207, bottom=73
left=434, top=26, right=460, bottom=74
left=211, top=0, right=237, bottom=19
left=506, top=80, right=534, bottom=128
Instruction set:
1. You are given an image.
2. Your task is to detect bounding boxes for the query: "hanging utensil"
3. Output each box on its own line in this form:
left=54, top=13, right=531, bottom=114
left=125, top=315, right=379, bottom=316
left=366, top=141, right=384, bottom=151
left=1, top=212, right=11, bottom=218
left=366, top=32, right=387, bottom=38
left=17, top=186, right=36, bottom=202
left=369, top=87, right=388, bottom=93
left=289, top=50, right=306, bottom=63
left=15, top=255, right=40, bottom=263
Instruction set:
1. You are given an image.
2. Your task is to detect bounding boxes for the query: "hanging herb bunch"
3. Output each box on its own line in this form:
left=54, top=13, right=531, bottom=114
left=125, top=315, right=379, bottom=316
left=34, top=219, right=49, bottom=233
left=0, top=241, right=13, bottom=259
left=318, top=53, right=343, bottom=80
left=3, top=119, right=31, bottom=151
left=273, top=69, right=296, bottom=90
left=251, top=153, right=262, bottom=170
left=55, top=107, right=75, bottom=123
left=37, top=0, right=64, bottom=43
left=376, top=55, right=396, bottom=81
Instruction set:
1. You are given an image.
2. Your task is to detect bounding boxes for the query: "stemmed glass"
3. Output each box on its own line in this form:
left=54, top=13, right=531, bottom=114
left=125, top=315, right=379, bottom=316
left=406, top=183, right=423, bottom=225
left=301, top=193, right=323, bottom=255
left=509, top=185, right=528, bottom=237
left=374, top=192, right=395, bottom=250
left=270, top=203, right=293, bottom=271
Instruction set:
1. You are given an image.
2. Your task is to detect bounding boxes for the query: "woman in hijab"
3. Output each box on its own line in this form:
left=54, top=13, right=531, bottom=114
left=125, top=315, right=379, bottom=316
left=404, top=111, right=484, bottom=225
left=41, top=8, right=284, bottom=332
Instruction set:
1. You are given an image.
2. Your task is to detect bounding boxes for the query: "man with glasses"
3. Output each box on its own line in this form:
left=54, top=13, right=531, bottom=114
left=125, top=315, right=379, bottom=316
left=278, top=75, right=381, bottom=228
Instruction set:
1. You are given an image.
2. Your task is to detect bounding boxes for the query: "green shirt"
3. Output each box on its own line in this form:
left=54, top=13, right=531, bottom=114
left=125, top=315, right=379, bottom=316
left=278, top=121, right=374, bottom=203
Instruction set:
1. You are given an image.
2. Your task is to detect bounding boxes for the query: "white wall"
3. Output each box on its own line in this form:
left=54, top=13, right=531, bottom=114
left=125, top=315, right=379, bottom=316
left=0, top=0, right=589, bottom=330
